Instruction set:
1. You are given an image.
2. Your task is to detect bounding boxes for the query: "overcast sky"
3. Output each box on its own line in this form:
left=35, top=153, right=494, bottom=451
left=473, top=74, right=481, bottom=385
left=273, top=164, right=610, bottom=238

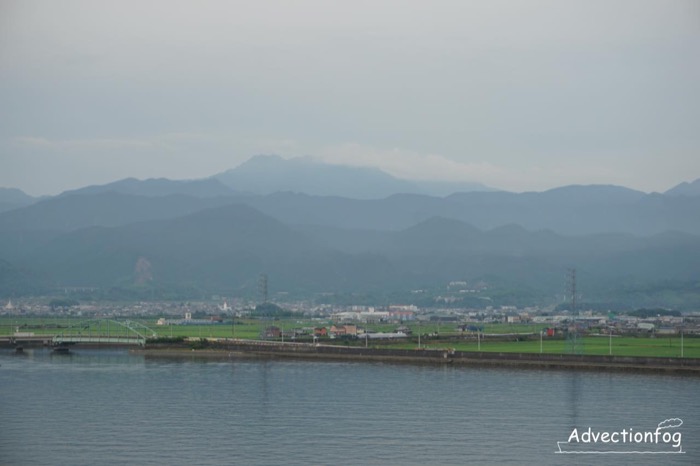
left=1, top=0, right=699, bottom=196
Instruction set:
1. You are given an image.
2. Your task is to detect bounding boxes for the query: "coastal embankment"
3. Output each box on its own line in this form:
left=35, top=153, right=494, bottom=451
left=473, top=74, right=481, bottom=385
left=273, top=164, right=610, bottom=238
left=135, top=340, right=700, bottom=374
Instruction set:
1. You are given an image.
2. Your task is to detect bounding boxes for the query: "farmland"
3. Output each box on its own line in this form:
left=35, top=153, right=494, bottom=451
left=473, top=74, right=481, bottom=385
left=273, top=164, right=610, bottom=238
left=2, top=316, right=698, bottom=359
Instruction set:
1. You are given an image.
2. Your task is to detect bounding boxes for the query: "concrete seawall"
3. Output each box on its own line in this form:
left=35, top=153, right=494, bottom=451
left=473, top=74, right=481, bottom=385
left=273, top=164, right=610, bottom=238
left=137, top=341, right=700, bottom=375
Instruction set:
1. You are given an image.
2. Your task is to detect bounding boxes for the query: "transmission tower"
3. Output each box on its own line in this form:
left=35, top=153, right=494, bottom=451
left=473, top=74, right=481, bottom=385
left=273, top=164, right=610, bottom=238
left=258, top=273, right=268, bottom=305
left=566, top=268, right=584, bottom=355
left=569, top=268, right=577, bottom=317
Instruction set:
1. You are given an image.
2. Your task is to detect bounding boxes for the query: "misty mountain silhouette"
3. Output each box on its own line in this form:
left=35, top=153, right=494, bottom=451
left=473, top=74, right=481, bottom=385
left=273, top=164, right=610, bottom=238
left=0, top=170, right=698, bottom=307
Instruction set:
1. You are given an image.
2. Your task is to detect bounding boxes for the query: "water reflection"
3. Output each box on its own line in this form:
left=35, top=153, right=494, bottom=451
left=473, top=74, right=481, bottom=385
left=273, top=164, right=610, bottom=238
left=1, top=350, right=698, bottom=466
left=568, top=371, right=582, bottom=429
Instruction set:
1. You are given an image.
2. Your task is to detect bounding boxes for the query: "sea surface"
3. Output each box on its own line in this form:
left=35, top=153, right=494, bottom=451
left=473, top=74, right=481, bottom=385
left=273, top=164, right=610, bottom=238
left=1, top=348, right=699, bottom=465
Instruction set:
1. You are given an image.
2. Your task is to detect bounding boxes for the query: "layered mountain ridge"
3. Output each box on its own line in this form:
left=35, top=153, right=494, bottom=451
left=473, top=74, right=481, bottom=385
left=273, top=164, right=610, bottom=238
left=1, top=156, right=698, bottom=308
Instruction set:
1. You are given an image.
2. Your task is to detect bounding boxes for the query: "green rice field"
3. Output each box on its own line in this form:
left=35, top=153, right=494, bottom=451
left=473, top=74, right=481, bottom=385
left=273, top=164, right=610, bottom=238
left=404, top=335, right=700, bottom=358
left=2, top=316, right=698, bottom=358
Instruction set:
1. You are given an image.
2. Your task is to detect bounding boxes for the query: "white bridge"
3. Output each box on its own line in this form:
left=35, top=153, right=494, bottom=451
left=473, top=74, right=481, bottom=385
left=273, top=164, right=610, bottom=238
left=52, top=319, right=158, bottom=347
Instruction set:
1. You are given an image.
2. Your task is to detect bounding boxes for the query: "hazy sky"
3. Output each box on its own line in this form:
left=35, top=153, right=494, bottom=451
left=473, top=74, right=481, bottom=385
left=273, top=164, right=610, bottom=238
left=1, top=0, right=699, bottom=195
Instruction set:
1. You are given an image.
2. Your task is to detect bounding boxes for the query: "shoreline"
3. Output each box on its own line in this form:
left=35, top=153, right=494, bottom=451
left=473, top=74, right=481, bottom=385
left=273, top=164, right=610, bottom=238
left=132, top=341, right=700, bottom=375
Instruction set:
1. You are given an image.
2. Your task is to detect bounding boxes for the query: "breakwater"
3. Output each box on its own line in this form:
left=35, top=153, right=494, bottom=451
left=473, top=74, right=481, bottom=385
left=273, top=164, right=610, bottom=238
left=136, top=340, right=700, bottom=374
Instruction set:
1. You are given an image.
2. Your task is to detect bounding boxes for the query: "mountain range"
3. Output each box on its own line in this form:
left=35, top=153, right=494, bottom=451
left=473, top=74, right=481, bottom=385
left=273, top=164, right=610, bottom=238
left=1, top=156, right=699, bottom=309
left=214, top=154, right=493, bottom=198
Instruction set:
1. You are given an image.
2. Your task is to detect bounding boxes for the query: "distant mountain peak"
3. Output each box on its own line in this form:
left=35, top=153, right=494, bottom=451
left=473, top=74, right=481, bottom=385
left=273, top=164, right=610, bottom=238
left=539, top=184, right=646, bottom=203
left=0, top=187, right=37, bottom=213
left=234, top=154, right=286, bottom=170
left=216, top=155, right=494, bottom=199
left=216, top=155, right=418, bottom=199
left=60, top=177, right=235, bottom=198
left=0, top=187, right=35, bottom=203
left=665, top=179, right=700, bottom=197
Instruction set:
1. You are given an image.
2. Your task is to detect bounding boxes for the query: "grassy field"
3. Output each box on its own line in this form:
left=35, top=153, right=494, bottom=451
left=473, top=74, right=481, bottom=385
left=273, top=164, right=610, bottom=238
left=2, top=316, right=698, bottom=358
left=399, top=336, right=700, bottom=358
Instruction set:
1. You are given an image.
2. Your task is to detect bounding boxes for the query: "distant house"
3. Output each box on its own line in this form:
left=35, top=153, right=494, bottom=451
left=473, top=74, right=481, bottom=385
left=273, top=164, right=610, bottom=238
left=389, top=310, right=415, bottom=322
left=637, top=322, right=655, bottom=332
left=262, top=326, right=282, bottom=339
left=283, top=329, right=303, bottom=340
left=330, top=325, right=357, bottom=337
left=313, top=327, right=328, bottom=337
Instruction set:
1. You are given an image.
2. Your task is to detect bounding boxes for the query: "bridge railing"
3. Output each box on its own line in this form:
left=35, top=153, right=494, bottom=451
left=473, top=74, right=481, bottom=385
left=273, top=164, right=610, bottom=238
left=52, top=319, right=158, bottom=347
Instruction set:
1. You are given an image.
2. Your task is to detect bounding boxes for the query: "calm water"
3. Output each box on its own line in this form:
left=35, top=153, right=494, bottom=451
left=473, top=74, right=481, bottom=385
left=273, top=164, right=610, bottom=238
left=1, top=348, right=699, bottom=465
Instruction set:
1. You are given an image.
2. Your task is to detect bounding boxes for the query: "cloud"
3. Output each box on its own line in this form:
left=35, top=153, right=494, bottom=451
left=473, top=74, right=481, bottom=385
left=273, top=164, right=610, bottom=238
left=14, top=136, right=156, bottom=151
left=315, top=143, right=502, bottom=183
left=311, top=143, right=624, bottom=192
left=13, top=132, right=218, bottom=152
left=310, top=143, right=684, bottom=193
left=4, top=132, right=232, bottom=195
left=2, top=1, right=697, bottom=196
left=657, top=418, right=683, bottom=430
